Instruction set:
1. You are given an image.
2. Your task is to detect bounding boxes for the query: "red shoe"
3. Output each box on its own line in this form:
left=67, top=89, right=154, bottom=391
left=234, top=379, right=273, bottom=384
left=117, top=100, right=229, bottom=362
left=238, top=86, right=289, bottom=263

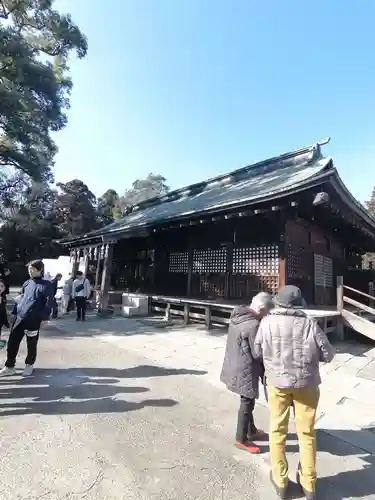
left=248, top=429, right=268, bottom=441
left=235, top=441, right=261, bottom=454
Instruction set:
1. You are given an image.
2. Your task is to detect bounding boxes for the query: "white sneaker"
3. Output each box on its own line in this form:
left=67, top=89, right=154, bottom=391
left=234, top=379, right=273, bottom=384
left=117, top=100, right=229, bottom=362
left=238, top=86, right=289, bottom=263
left=0, top=366, right=16, bottom=377
left=22, top=364, right=34, bottom=377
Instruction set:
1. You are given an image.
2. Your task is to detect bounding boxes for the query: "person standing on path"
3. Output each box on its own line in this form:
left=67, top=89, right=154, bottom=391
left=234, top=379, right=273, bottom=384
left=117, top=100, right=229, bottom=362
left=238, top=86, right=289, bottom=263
left=72, top=271, right=91, bottom=321
left=50, top=273, right=62, bottom=319
left=62, top=277, right=73, bottom=314
left=254, top=285, right=335, bottom=500
left=220, top=292, right=274, bottom=454
left=0, top=260, right=52, bottom=377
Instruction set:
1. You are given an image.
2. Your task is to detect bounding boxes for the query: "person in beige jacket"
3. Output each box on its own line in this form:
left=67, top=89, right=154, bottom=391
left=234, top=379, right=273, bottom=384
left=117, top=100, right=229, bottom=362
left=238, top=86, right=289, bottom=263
left=254, top=285, right=335, bottom=500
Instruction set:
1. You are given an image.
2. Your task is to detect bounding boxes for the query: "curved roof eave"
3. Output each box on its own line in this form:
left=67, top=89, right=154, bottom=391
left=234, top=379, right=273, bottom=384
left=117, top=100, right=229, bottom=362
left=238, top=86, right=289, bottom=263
left=328, top=169, right=375, bottom=231
left=60, top=166, right=335, bottom=246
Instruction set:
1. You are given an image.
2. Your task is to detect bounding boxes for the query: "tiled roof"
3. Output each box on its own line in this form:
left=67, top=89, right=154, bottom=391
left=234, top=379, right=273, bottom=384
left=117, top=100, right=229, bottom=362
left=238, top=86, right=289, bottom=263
left=62, top=142, right=336, bottom=243
left=94, top=146, right=331, bottom=238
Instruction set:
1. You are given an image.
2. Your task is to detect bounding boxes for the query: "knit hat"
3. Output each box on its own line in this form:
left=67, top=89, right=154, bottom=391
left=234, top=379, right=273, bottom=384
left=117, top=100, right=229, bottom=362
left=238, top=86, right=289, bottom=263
left=274, top=285, right=306, bottom=308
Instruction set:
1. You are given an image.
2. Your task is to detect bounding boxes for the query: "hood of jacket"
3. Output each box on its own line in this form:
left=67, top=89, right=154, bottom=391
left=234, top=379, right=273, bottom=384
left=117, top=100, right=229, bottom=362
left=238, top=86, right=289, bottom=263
left=270, top=307, right=307, bottom=318
left=230, top=306, right=259, bottom=326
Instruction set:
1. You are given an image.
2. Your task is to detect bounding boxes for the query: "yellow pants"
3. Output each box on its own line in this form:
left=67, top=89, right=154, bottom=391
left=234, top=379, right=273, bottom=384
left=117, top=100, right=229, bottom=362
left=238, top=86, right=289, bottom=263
left=268, top=384, right=320, bottom=492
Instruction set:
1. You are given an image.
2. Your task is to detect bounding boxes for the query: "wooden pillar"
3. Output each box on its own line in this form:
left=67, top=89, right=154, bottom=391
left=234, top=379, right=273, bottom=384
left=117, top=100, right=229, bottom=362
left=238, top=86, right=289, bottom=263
left=94, top=255, right=101, bottom=290
left=83, top=248, right=89, bottom=278
left=98, top=242, right=115, bottom=313
left=70, top=249, right=78, bottom=277
left=225, top=242, right=233, bottom=299
left=336, top=275, right=345, bottom=340
left=278, top=215, right=287, bottom=288
left=186, top=248, right=193, bottom=297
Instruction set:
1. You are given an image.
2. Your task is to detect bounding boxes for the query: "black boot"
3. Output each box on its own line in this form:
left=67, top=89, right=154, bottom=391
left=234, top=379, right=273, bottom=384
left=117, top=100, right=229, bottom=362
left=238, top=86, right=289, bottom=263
left=296, top=468, right=316, bottom=500
left=269, top=471, right=288, bottom=500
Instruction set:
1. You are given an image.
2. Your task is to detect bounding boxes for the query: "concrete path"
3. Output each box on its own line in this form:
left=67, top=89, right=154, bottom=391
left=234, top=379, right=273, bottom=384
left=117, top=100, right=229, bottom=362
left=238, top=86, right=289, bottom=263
left=1, top=314, right=375, bottom=499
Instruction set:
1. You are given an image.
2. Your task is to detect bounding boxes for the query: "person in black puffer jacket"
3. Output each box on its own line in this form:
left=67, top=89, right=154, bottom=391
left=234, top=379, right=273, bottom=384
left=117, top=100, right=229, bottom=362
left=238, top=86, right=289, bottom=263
left=220, top=292, right=274, bottom=454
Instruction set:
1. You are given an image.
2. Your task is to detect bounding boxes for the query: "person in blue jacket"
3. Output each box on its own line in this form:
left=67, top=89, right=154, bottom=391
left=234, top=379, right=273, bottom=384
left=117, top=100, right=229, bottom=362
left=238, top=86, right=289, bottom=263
left=0, top=259, right=52, bottom=377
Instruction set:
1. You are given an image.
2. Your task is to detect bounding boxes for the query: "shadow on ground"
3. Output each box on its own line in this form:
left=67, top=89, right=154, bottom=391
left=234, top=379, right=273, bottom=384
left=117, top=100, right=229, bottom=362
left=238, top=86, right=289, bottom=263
left=0, top=364, right=207, bottom=417
left=317, top=430, right=375, bottom=499
left=253, top=428, right=375, bottom=498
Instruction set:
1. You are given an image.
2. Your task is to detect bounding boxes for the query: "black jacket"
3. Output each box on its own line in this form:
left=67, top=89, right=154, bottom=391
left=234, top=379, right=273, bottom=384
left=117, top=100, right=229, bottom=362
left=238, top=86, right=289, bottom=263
left=12, top=278, right=52, bottom=330
left=220, top=306, right=264, bottom=399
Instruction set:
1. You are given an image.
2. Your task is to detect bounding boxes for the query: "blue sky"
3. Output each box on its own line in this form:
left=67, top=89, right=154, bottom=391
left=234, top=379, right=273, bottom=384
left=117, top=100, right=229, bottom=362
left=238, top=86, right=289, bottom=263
left=54, top=0, right=375, bottom=204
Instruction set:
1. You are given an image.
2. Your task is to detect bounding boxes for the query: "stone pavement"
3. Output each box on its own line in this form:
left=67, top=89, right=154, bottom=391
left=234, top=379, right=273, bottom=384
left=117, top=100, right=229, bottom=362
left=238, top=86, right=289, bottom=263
left=0, top=319, right=275, bottom=500
left=45, top=314, right=375, bottom=499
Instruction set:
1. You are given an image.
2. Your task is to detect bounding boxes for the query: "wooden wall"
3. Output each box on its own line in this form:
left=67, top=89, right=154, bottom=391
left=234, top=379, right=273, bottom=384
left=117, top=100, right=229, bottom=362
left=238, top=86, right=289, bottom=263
left=114, top=214, right=284, bottom=302
left=285, top=219, right=345, bottom=306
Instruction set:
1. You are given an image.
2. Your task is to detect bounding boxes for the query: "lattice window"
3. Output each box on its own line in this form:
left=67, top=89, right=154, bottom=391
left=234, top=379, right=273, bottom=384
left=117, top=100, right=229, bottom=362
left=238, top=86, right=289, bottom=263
left=192, top=248, right=227, bottom=274
left=233, top=245, right=278, bottom=276
left=287, top=244, right=309, bottom=279
left=168, top=252, right=188, bottom=273
left=314, top=254, right=333, bottom=287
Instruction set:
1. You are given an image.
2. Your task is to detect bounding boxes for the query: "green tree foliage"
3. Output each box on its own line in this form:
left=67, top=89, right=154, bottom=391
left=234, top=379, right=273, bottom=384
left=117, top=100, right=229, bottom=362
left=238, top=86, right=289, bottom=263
left=0, top=171, right=170, bottom=273
left=119, top=173, right=170, bottom=211
left=97, top=189, right=121, bottom=226
left=0, top=0, right=87, bottom=182
left=55, top=179, right=98, bottom=237
left=0, top=179, right=61, bottom=264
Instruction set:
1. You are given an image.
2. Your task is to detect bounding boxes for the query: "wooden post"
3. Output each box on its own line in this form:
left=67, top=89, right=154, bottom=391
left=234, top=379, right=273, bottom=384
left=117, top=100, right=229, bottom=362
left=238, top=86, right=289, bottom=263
left=184, top=303, right=190, bottom=325
left=205, top=305, right=212, bottom=330
left=336, top=275, right=344, bottom=312
left=70, top=249, right=78, bottom=277
left=165, top=302, right=171, bottom=321
left=99, top=242, right=115, bottom=313
left=336, top=275, right=344, bottom=340
left=94, top=255, right=101, bottom=291
left=278, top=215, right=287, bottom=287
left=83, top=249, right=89, bottom=278
left=186, top=248, right=193, bottom=297
left=368, top=281, right=374, bottom=305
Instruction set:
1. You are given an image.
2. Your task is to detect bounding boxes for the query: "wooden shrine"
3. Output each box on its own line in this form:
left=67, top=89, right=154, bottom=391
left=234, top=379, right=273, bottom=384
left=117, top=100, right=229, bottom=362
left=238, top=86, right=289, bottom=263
left=60, top=139, right=375, bottom=312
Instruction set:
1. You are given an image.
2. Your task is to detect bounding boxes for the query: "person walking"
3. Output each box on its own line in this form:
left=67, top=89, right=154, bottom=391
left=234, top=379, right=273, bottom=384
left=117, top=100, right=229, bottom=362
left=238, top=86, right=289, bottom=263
left=62, top=277, right=73, bottom=314
left=50, top=273, right=62, bottom=319
left=0, top=260, right=52, bottom=377
left=72, top=271, right=91, bottom=321
left=254, top=285, right=335, bottom=500
left=220, top=292, right=274, bottom=454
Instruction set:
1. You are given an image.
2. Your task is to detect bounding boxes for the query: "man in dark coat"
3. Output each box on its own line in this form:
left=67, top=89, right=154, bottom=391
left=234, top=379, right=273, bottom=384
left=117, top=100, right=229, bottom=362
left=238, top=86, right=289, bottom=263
left=220, top=292, right=274, bottom=453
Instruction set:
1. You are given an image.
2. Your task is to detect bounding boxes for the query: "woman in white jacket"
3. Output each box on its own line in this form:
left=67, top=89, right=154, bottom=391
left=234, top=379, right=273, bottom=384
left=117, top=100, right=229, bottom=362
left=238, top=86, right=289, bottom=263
left=72, top=271, right=91, bottom=321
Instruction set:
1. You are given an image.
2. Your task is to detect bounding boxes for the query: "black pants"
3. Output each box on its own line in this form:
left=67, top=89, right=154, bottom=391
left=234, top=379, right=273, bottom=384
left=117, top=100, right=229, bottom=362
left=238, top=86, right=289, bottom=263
left=75, top=296, right=87, bottom=320
left=236, top=395, right=257, bottom=443
left=5, top=320, right=39, bottom=368
left=51, top=298, right=58, bottom=319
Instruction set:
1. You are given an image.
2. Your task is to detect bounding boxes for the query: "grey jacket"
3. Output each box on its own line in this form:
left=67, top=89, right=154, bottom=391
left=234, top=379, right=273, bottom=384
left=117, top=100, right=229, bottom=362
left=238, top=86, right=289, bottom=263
left=220, top=306, right=264, bottom=399
left=254, top=308, right=335, bottom=389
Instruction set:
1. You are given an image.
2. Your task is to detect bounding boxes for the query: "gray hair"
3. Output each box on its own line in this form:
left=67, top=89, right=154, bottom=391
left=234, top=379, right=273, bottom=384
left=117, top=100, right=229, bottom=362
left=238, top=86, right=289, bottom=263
left=250, top=292, right=273, bottom=310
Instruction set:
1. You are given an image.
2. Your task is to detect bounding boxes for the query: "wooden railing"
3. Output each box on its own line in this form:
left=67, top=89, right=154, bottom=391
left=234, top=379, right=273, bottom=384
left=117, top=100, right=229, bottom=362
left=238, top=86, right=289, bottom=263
left=337, top=276, right=375, bottom=316
left=336, top=276, right=375, bottom=340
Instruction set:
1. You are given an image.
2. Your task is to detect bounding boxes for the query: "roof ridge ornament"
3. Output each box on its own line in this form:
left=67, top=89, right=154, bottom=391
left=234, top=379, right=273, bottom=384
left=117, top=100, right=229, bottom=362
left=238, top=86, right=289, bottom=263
left=307, top=137, right=331, bottom=163
left=307, top=144, right=322, bottom=163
